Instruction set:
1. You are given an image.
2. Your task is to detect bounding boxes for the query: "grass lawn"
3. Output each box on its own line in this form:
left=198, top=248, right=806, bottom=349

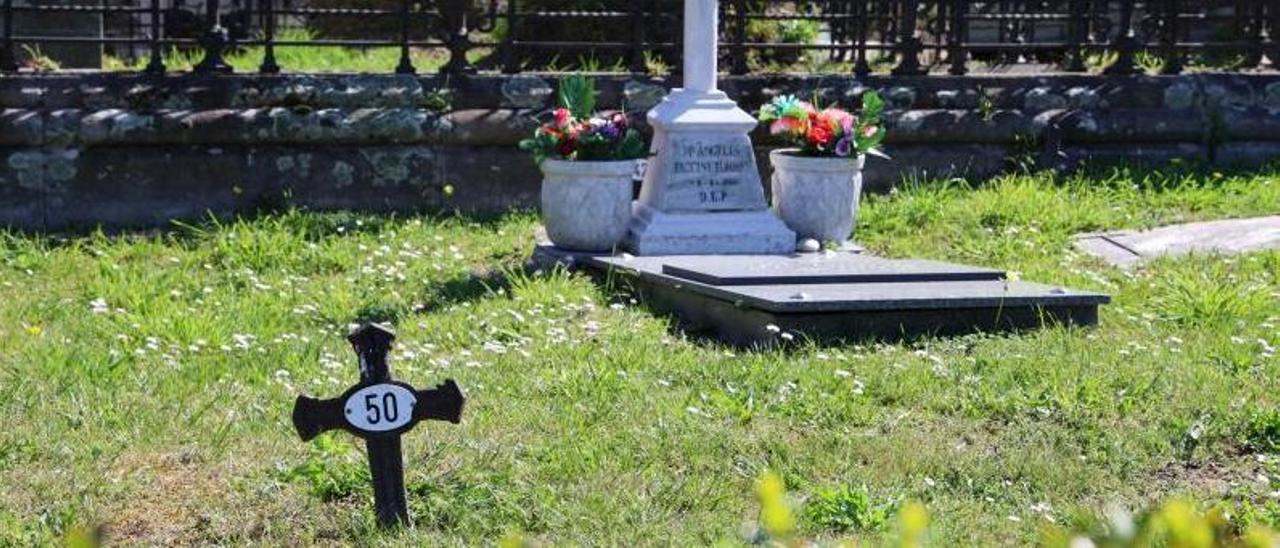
left=1, top=168, right=1279, bottom=545
left=98, top=30, right=455, bottom=74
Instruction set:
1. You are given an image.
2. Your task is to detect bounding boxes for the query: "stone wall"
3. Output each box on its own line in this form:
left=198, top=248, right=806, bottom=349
left=2, top=72, right=1279, bottom=230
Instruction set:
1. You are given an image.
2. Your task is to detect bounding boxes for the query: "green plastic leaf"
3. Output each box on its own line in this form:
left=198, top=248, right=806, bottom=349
left=615, top=129, right=648, bottom=160
left=861, top=90, right=885, bottom=123
left=854, top=125, right=887, bottom=156
left=758, top=105, right=778, bottom=123
left=865, top=147, right=891, bottom=160
left=519, top=132, right=558, bottom=165
left=558, top=74, right=597, bottom=119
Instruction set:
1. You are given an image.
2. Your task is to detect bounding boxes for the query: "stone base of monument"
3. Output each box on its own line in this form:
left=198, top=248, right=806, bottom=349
left=532, top=243, right=1109, bottom=346
left=626, top=203, right=797, bottom=255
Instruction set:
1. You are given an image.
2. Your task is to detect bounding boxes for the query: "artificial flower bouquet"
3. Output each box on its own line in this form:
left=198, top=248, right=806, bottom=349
left=757, top=90, right=888, bottom=159
left=519, top=74, right=647, bottom=164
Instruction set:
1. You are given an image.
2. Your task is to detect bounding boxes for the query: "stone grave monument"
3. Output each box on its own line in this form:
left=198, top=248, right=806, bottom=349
left=626, top=0, right=795, bottom=255
left=534, top=0, right=1110, bottom=345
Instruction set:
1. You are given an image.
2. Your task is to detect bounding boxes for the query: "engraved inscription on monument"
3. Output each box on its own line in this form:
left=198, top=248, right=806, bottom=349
left=662, top=134, right=764, bottom=212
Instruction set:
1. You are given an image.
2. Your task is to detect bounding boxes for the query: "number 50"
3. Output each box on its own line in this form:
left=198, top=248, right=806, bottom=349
left=364, top=393, right=399, bottom=424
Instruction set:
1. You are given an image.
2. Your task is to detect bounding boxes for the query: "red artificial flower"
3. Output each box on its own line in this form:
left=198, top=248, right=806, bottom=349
left=806, top=124, right=834, bottom=147
left=557, top=137, right=577, bottom=157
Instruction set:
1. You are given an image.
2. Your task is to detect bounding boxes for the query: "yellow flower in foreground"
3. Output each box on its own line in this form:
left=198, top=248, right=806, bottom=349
left=1242, top=525, right=1278, bottom=548
left=756, top=470, right=794, bottom=539
left=899, top=501, right=929, bottom=548
left=497, top=531, right=530, bottom=548
left=1155, top=500, right=1212, bottom=548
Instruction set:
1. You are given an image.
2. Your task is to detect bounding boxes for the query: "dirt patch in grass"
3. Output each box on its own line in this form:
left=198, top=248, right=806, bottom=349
left=1153, top=458, right=1254, bottom=497
left=101, top=444, right=362, bottom=545
left=104, top=448, right=225, bottom=545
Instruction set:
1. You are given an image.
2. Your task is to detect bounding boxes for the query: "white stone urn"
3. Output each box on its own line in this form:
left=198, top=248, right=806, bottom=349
left=540, top=159, right=636, bottom=252
left=769, top=149, right=866, bottom=245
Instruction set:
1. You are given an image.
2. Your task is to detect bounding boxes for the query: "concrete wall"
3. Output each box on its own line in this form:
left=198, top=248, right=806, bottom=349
left=2, top=72, right=1279, bottom=230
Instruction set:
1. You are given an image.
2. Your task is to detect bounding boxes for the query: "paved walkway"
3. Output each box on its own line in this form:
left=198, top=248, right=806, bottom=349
left=1075, top=215, right=1280, bottom=266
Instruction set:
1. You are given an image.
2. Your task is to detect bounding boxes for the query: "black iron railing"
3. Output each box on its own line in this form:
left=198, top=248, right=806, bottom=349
left=0, top=1, right=1275, bottom=76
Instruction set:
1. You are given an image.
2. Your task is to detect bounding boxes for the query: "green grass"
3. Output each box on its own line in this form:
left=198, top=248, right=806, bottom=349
left=1, top=168, right=1279, bottom=545
left=103, top=29, right=454, bottom=74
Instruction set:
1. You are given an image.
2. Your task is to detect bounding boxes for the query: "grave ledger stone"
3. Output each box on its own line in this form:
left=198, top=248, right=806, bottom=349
left=626, top=0, right=796, bottom=255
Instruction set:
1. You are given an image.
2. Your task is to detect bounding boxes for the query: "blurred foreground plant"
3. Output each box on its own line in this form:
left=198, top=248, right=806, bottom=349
left=751, top=470, right=1277, bottom=548
left=1046, top=499, right=1278, bottom=548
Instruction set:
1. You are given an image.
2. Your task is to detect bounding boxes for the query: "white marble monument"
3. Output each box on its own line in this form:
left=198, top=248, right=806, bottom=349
left=626, top=0, right=795, bottom=255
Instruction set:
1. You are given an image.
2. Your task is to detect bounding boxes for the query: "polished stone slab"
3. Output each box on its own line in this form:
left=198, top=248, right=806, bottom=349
left=535, top=247, right=1111, bottom=345
left=595, top=254, right=1105, bottom=314
left=659, top=253, right=1005, bottom=286
left=1076, top=215, right=1280, bottom=266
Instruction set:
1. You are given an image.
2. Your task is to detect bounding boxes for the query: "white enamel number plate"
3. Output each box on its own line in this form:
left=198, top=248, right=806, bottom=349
left=343, top=384, right=418, bottom=432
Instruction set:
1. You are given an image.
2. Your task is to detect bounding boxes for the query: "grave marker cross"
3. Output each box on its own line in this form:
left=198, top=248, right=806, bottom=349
left=292, top=323, right=465, bottom=528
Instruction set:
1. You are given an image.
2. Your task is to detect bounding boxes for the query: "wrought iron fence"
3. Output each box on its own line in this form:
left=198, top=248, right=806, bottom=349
left=0, top=1, right=1276, bottom=76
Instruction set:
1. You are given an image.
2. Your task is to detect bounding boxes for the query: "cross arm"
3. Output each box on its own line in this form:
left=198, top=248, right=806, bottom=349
left=292, top=394, right=346, bottom=442
left=413, top=379, right=466, bottom=424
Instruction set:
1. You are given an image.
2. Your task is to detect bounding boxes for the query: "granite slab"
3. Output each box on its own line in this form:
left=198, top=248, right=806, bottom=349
left=659, top=253, right=1005, bottom=286
left=1075, top=215, right=1280, bottom=266
left=595, top=254, right=1107, bottom=314
left=532, top=244, right=1110, bottom=345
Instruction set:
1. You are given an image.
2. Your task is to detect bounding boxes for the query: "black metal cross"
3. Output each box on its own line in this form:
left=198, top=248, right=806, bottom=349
left=292, top=323, right=465, bottom=528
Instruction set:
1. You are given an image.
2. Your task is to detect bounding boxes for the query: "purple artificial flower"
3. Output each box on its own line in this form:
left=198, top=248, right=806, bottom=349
left=587, top=117, right=620, bottom=140
left=834, top=137, right=853, bottom=157
left=841, top=114, right=855, bottom=136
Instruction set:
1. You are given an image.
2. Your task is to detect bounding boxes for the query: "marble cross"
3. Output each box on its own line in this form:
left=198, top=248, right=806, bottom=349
left=682, top=0, right=719, bottom=94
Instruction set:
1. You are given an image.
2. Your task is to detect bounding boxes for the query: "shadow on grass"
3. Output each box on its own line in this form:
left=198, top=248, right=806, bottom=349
left=0, top=201, right=533, bottom=245
left=415, top=266, right=518, bottom=314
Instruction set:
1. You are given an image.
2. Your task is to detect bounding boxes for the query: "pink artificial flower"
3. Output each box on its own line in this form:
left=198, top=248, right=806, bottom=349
left=862, top=124, right=879, bottom=138
left=821, top=108, right=850, bottom=127
left=553, top=108, right=572, bottom=128
left=770, top=116, right=807, bottom=136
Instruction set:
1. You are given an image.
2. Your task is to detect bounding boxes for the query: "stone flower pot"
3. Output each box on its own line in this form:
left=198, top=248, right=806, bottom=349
left=539, top=159, right=636, bottom=252
left=769, top=149, right=866, bottom=245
